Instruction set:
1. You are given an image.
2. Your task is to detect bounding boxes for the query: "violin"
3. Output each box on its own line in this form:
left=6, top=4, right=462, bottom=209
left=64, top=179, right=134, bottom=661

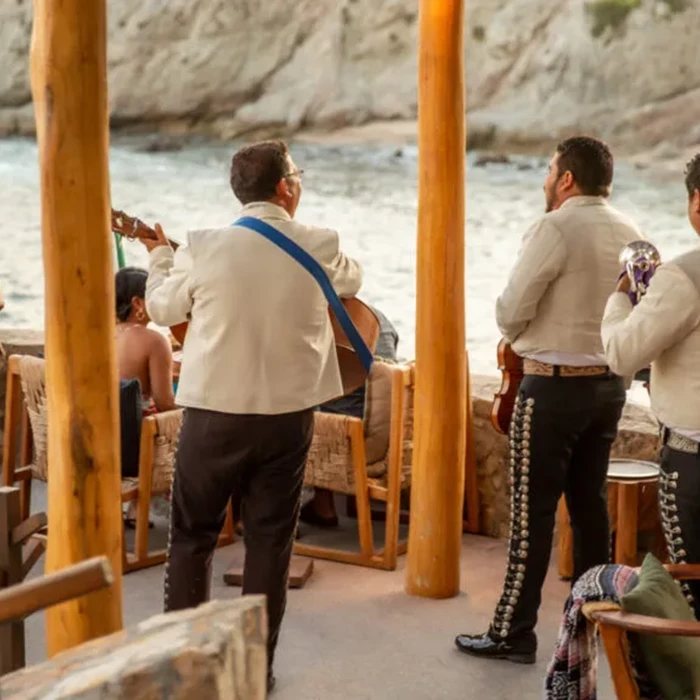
left=490, top=337, right=524, bottom=435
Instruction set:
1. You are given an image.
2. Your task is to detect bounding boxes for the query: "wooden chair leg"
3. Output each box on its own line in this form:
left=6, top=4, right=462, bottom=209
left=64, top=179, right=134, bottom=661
left=218, top=500, right=235, bottom=547
left=2, top=367, right=21, bottom=488
left=18, top=409, right=33, bottom=521
left=134, top=421, right=155, bottom=563
left=597, top=623, right=640, bottom=700
left=615, top=483, right=639, bottom=566
left=348, top=421, right=374, bottom=559
left=383, top=369, right=406, bottom=570
left=18, top=480, right=32, bottom=525
left=557, top=496, right=574, bottom=580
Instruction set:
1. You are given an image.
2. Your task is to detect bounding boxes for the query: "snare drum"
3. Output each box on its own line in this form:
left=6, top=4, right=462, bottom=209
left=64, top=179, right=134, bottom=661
left=607, top=458, right=659, bottom=483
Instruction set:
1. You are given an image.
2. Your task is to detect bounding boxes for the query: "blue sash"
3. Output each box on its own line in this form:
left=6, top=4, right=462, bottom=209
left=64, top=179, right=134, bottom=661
left=234, top=217, right=373, bottom=373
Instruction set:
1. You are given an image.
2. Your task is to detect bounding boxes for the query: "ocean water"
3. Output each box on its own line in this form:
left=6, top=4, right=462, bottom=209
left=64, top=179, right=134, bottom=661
left=0, top=136, right=693, bottom=378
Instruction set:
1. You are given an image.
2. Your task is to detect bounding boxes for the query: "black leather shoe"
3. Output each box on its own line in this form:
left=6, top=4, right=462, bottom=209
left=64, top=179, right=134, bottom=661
left=454, top=633, right=536, bottom=664
left=299, top=502, right=339, bottom=528
left=267, top=669, right=276, bottom=693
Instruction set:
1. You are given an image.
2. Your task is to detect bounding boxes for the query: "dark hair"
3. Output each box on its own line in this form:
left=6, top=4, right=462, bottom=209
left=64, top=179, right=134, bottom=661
left=229, top=140, right=290, bottom=204
left=684, top=154, right=700, bottom=198
left=115, top=267, right=148, bottom=322
left=555, top=136, right=614, bottom=197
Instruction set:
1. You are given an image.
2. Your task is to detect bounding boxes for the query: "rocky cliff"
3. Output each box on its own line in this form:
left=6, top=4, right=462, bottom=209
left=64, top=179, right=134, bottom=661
left=1, top=0, right=698, bottom=152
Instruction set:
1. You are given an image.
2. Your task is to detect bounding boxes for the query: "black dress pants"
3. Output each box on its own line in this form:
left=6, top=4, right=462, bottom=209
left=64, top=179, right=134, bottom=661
left=488, top=373, right=626, bottom=647
left=164, top=406, right=314, bottom=669
left=659, top=444, right=700, bottom=618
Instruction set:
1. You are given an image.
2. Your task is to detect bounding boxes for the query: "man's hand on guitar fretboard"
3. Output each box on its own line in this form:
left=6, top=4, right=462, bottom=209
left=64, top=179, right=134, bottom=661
left=111, top=208, right=179, bottom=250
left=142, top=223, right=171, bottom=253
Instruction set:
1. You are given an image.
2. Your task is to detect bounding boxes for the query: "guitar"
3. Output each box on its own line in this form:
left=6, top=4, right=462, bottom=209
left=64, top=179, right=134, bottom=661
left=490, top=338, right=524, bottom=435
left=111, top=208, right=380, bottom=395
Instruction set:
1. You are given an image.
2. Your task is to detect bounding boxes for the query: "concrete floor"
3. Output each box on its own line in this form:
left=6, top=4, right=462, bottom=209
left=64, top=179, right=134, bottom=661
left=23, top=484, right=614, bottom=699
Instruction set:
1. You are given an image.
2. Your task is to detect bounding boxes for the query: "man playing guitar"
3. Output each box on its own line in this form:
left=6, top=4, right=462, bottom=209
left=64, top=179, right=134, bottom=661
left=139, top=140, right=363, bottom=692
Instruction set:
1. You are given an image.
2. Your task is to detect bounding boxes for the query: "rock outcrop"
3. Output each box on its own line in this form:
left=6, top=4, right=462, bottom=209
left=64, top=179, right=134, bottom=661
left=0, top=598, right=267, bottom=699
left=0, top=0, right=699, bottom=152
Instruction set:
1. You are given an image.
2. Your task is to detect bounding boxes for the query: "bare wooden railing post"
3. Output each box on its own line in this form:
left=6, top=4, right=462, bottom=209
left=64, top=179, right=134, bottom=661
left=0, top=487, right=26, bottom=673
left=30, top=0, right=124, bottom=654
left=405, top=0, right=467, bottom=599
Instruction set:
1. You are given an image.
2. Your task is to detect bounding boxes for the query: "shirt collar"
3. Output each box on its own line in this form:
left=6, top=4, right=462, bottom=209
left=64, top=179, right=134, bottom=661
left=558, top=195, right=609, bottom=210
left=239, top=201, right=292, bottom=221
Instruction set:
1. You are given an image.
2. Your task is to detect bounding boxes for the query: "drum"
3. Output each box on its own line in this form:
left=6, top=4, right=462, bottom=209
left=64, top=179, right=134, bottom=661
left=607, top=458, right=659, bottom=482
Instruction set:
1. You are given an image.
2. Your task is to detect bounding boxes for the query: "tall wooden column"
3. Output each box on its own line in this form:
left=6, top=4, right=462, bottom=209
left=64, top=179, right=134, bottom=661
left=406, top=0, right=467, bottom=598
left=30, top=0, right=123, bottom=653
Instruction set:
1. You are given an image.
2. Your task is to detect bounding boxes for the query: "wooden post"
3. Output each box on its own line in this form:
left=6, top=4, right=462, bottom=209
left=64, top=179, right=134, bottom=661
left=406, top=0, right=467, bottom=598
left=0, top=488, right=26, bottom=673
left=30, top=0, right=123, bottom=654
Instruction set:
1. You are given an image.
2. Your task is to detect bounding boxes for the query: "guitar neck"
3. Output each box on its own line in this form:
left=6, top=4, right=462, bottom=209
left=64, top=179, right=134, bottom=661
left=111, top=208, right=180, bottom=250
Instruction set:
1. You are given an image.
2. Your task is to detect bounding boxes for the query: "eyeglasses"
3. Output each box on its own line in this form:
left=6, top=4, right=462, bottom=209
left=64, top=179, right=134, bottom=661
left=284, top=169, right=304, bottom=180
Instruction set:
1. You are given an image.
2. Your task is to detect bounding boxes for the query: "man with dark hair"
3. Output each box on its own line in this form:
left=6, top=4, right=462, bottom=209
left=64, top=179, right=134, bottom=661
left=602, top=153, right=700, bottom=618
left=142, top=140, right=362, bottom=691
left=455, top=136, right=642, bottom=663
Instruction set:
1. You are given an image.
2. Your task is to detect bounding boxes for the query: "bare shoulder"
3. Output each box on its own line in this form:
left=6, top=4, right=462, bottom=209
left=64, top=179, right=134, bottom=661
left=144, top=327, right=173, bottom=356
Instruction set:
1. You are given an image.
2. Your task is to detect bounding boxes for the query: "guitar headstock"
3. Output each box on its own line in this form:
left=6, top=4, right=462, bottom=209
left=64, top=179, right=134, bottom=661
left=111, top=208, right=156, bottom=241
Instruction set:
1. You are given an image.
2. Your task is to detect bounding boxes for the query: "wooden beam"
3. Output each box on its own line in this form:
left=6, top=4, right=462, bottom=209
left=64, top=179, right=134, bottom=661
left=406, top=0, right=467, bottom=598
left=30, top=0, right=123, bottom=654
left=0, top=557, right=113, bottom=625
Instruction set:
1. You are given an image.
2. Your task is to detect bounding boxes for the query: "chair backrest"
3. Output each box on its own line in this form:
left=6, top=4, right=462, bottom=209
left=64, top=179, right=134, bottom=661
left=363, top=360, right=394, bottom=464
left=146, top=408, right=184, bottom=494
left=10, top=355, right=176, bottom=488
left=364, top=360, right=414, bottom=470
left=119, top=378, right=142, bottom=479
left=16, top=356, right=48, bottom=481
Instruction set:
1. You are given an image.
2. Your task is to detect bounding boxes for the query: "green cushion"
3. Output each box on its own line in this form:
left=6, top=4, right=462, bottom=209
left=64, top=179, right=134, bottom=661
left=620, top=554, right=700, bottom=700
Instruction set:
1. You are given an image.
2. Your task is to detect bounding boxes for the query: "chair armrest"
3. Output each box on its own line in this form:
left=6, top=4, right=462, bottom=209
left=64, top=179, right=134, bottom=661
left=588, top=609, right=700, bottom=637
left=315, top=411, right=362, bottom=435
left=582, top=601, right=621, bottom=621
left=665, top=563, right=700, bottom=581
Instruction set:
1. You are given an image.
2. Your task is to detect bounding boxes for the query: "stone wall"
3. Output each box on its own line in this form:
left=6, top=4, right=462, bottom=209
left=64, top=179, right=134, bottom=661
left=471, top=374, right=661, bottom=538
left=0, top=597, right=267, bottom=699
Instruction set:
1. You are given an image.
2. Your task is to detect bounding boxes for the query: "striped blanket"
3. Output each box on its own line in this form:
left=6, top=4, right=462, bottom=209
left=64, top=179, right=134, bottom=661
left=544, top=564, right=662, bottom=700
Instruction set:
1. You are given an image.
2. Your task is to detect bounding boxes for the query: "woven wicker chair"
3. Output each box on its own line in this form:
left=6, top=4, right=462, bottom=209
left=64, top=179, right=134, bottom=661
left=294, top=360, right=414, bottom=570
left=1, top=354, right=234, bottom=574
left=583, top=564, right=700, bottom=699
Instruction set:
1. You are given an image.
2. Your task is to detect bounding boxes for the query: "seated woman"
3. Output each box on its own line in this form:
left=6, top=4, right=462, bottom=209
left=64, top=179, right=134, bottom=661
left=115, top=267, right=176, bottom=415
left=116, top=267, right=176, bottom=528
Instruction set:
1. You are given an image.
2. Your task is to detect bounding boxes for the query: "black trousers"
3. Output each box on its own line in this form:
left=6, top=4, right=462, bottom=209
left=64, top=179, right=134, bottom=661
left=164, top=406, right=314, bottom=668
left=659, top=445, right=700, bottom=618
left=489, top=373, right=626, bottom=646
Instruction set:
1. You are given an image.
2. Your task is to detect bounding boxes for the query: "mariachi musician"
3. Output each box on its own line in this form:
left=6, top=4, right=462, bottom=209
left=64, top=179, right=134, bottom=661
left=455, top=136, right=642, bottom=664
left=602, top=154, right=700, bottom=618
left=140, top=140, right=363, bottom=692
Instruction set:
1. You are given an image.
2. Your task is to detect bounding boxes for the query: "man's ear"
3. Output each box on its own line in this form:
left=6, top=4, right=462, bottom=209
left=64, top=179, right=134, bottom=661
left=560, top=170, right=575, bottom=191
left=694, top=189, right=700, bottom=213
left=275, top=178, right=290, bottom=199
